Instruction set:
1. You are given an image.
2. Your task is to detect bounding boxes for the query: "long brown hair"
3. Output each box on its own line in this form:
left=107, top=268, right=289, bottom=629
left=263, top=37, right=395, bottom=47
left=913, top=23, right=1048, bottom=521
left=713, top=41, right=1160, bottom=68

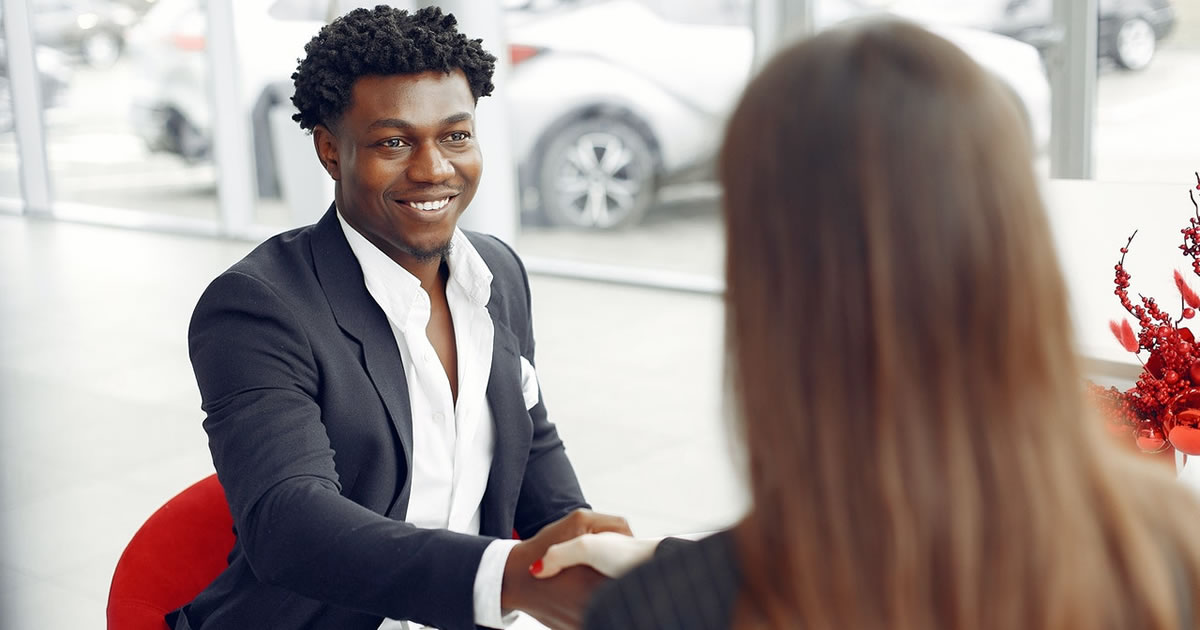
left=722, top=19, right=1200, bottom=630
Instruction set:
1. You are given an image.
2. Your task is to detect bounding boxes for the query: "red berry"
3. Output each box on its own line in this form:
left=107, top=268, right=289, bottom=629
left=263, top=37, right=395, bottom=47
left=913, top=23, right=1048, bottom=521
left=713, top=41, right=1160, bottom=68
left=1186, top=308, right=1196, bottom=319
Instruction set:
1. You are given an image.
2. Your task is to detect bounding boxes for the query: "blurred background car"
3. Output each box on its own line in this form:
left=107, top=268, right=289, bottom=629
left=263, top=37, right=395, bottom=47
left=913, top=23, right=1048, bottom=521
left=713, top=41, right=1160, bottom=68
left=992, top=0, right=1176, bottom=71
left=123, top=0, right=1051, bottom=229
left=859, top=0, right=1177, bottom=71
left=505, top=0, right=1049, bottom=229
left=21, top=0, right=145, bottom=68
left=125, top=0, right=318, bottom=177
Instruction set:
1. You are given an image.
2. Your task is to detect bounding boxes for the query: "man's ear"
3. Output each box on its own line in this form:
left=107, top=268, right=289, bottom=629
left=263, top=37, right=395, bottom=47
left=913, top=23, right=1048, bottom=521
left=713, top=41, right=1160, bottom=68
left=313, top=124, right=341, bottom=181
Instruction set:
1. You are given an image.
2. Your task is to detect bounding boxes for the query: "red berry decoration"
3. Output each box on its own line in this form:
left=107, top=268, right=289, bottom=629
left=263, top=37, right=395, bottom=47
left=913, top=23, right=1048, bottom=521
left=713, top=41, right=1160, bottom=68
left=1090, top=174, right=1200, bottom=457
left=1169, top=426, right=1200, bottom=455
left=1136, top=426, right=1169, bottom=453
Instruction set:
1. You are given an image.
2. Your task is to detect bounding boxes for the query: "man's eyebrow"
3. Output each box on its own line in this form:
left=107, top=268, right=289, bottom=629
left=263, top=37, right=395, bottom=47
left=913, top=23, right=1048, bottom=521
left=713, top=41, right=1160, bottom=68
left=367, top=112, right=474, bottom=130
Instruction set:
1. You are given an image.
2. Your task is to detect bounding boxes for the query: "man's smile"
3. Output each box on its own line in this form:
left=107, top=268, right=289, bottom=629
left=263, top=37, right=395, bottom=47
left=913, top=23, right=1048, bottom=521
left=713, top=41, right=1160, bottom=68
left=402, top=197, right=453, bottom=211
left=393, top=193, right=459, bottom=221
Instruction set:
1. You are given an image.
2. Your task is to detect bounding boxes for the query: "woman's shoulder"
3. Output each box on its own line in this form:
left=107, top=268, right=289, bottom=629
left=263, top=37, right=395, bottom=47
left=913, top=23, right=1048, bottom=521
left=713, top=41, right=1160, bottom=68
left=584, top=530, right=742, bottom=630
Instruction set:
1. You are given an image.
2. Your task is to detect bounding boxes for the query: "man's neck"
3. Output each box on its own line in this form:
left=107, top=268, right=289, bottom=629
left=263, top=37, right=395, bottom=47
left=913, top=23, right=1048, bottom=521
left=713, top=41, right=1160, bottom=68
left=404, top=257, right=449, bottom=297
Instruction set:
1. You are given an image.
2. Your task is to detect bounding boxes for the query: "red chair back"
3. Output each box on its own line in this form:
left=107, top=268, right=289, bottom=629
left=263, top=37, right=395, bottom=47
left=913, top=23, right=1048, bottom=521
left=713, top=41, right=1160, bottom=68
left=107, top=474, right=235, bottom=630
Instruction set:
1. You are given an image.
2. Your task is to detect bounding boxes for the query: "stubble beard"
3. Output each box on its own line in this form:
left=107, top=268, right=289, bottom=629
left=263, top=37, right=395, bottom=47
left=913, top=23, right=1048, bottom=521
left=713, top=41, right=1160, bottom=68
left=404, top=239, right=454, bottom=264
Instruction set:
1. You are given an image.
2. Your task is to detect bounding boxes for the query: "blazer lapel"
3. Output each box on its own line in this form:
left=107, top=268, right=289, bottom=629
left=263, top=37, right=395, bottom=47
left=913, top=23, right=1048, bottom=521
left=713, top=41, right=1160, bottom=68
left=480, top=289, right=533, bottom=537
left=310, top=207, right=415, bottom=503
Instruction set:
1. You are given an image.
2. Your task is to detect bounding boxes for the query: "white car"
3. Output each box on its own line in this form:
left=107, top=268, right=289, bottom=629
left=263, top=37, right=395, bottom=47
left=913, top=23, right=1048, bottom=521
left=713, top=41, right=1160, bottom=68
left=506, top=0, right=1049, bottom=228
left=125, top=0, right=1050, bottom=229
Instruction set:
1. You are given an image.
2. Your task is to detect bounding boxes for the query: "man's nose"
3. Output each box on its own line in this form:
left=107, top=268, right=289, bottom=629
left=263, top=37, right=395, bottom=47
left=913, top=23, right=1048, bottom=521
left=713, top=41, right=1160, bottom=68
left=408, top=142, right=454, bottom=183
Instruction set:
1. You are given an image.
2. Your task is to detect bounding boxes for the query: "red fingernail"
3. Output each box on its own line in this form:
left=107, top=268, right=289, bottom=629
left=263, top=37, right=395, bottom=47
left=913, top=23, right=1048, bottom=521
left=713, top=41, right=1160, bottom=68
left=529, top=559, right=543, bottom=575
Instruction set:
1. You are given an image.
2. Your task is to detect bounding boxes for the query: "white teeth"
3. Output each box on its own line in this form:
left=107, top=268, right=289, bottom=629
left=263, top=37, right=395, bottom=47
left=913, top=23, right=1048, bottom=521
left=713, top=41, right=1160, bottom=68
left=407, top=198, right=450, bottom=211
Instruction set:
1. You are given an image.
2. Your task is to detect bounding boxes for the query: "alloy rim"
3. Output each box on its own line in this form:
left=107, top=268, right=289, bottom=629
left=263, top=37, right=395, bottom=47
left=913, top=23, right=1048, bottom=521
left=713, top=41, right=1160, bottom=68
left=554, top=131, right=643, bottom=228
left=1117, top=18, right=1155, bottom=70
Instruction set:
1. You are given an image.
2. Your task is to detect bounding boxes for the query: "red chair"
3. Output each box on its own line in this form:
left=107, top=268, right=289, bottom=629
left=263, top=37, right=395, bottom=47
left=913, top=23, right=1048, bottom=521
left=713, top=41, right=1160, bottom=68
left=107, top=474, right=235, bottom=630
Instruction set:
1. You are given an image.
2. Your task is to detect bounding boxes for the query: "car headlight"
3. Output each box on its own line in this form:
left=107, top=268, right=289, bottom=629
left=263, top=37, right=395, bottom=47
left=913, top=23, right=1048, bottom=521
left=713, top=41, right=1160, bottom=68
left=77, top=13, right=100, bottom=30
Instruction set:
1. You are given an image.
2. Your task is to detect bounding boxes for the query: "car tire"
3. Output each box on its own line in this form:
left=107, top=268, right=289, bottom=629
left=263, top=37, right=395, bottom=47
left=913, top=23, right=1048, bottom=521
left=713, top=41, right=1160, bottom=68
left=1113, top=17, right=1156, bottom=71
left=535, top=116, right=657, bottom=230
left=165, top=109, right=209, bottom=163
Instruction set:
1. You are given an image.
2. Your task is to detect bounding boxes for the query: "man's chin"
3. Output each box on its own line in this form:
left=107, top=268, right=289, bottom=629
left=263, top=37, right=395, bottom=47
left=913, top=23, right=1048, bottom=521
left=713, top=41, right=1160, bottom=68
left=404, top=239, right=454, bottom=264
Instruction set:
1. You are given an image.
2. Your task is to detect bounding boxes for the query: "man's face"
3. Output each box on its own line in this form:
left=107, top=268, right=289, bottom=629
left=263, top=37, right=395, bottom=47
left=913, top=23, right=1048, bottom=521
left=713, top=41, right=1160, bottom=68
left=316, top=70, right=482, bottom=265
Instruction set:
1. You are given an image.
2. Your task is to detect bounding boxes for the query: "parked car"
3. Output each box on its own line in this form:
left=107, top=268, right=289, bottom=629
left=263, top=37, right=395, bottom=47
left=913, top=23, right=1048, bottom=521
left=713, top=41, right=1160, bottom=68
left=991, top=0, right=1176, bottom=71
left=125, top=0, right=1050, bottom=230
left=858, top=0, right=1177, bottom=71
left=125, top=0, right=316, bottom=176
left=506, top=0, right=1049, bottom=228
left=25, top=0, right=141, bottom=68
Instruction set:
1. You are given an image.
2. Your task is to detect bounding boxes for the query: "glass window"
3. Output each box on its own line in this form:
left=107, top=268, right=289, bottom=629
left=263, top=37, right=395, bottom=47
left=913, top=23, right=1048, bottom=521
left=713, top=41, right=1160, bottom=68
left=207, top=0, right=397, bottom=231
left=506, top=0, right=753, bottom=279
left=0, top=40, right=22, bottom=201
left=30, top=0, right=219, bottom=221
left=810, top=0, right=1197, bottom=186
left=232, top=0, right=359, bottom=230
left=1091, top=0, right=1198, bottom=184
left=220, top=0, right=747, bottom=282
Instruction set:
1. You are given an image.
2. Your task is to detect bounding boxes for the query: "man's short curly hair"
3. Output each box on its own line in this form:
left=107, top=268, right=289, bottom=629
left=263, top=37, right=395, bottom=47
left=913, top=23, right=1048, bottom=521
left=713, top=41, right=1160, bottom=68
left=291, top=5, right=496, bottom=131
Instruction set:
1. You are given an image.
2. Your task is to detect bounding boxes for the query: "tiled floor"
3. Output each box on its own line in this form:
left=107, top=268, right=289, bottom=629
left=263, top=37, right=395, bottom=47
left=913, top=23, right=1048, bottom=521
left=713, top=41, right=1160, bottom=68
left=0, top=214, right=748, bottom=629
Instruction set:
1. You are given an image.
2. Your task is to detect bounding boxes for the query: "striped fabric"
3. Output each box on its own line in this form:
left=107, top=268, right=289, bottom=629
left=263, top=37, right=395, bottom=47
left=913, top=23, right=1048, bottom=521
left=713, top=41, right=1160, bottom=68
left=584, top=530, right=742, bottom=630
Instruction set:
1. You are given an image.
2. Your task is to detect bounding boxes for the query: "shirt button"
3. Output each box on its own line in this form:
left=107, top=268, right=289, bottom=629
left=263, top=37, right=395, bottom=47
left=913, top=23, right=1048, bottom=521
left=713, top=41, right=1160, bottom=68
left=433, top=412, right=445, bottom=422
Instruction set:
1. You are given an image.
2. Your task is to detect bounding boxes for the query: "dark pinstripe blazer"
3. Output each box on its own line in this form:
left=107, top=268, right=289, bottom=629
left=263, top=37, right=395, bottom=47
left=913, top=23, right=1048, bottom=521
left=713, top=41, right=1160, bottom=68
left=585, top=531, right=742, bottom=630
left=585, top=528, right=1197, bottom=629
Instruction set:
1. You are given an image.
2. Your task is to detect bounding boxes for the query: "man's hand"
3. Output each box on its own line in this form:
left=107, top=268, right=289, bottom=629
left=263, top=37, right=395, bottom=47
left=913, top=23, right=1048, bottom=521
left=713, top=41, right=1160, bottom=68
left=532, top=532, right=659, bottom=579
left=501, top=509, right=632, bottom=629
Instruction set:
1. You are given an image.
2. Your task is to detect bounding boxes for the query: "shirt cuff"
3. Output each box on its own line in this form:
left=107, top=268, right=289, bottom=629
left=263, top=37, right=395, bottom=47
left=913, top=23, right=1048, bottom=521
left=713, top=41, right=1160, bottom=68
left=474, top=538, right=521, bottom=629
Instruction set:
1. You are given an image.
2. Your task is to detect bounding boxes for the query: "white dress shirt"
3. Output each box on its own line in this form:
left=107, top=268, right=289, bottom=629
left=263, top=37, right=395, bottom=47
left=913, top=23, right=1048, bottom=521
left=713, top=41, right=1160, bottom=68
left=336, top=213, right=522, bottom=630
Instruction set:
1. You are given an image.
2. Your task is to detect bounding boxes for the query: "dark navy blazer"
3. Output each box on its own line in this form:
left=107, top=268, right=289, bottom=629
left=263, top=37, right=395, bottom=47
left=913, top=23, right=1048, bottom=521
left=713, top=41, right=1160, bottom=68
left=172, top=207, right=588, bottom=630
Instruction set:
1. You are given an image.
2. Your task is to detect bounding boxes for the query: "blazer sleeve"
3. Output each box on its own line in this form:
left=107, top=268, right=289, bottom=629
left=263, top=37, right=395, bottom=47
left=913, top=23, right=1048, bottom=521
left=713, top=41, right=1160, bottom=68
left=189, top=269, right=491, bottom=630
left=484, top=235, right=591, bottom=537
left=583, top=531, right=740, bottom=630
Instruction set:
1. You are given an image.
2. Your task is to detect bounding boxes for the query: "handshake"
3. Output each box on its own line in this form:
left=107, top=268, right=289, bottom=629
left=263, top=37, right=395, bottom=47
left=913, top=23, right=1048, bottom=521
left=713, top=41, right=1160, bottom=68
left=500, top=509, right=661, bottom=630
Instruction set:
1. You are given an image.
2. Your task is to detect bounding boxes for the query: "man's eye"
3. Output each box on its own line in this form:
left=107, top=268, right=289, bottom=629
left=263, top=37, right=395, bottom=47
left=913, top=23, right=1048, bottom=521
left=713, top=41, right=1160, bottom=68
left=447, top=132, right=470, bottom=142
left=381, top=138, right=405, bottom=148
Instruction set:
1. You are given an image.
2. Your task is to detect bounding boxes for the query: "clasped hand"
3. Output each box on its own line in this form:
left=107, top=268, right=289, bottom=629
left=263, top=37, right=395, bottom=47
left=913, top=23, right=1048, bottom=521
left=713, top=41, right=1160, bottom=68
left=502, top=510, right=659, bottom=629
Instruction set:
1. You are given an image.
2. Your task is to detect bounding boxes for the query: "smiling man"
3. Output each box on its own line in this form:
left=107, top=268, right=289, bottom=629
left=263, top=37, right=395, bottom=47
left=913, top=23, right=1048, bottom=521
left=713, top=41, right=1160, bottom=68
left=172, top=6, right=629, bottom=630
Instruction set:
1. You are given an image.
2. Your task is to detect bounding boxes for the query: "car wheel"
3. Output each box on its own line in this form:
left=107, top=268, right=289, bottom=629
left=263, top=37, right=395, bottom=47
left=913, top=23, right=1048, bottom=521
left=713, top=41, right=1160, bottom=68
left=82, top=31, right=122, bottom=69
left=536, top=117, right=657, bottom=229
left=1113, top=17, right=1156, bottom=71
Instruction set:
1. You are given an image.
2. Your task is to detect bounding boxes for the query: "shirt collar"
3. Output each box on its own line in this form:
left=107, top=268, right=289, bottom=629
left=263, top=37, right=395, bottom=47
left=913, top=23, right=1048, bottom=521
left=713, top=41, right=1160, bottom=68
left=445, top=229, right=494, bottom=308
left=335, top=210, right=493, bottom=325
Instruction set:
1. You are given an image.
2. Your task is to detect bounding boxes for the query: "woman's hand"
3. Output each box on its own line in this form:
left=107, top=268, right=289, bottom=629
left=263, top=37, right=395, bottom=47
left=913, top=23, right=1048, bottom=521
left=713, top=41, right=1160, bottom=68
left=501, top=510, right=632, bottom=630
left=531, top=532, right=660, bottom=579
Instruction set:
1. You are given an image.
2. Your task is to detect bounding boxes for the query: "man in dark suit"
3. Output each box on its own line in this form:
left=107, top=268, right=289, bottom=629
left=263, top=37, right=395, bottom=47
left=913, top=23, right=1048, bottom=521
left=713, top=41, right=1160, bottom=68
left=171, top=6, right=629, bottom=629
